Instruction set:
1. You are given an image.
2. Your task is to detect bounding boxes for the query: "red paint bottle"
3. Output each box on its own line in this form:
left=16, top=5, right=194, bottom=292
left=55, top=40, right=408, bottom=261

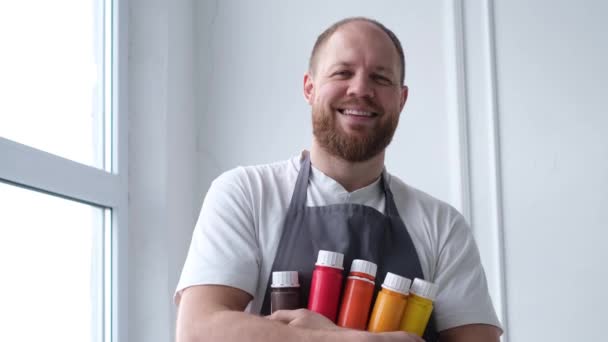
left=307, top=250, right=344, bottom=322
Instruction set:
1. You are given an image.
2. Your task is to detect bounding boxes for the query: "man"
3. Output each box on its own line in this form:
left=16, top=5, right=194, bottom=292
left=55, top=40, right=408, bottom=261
left=175, top=17, right=502, bottom=342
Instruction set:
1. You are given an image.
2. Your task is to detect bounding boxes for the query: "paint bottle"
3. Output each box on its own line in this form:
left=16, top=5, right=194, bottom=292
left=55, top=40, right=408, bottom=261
left=367, top=272, right=411, bottom=332
left=307, top=250, right=344, bottom=322
left=337, top=259, right=377, bottom=330
left=270, top=271, right=301, bottom=313
left=399, top=278, right=439, bottom=336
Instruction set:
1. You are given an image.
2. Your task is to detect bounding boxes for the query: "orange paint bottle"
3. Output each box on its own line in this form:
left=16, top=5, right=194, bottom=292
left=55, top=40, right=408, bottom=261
left=367, top=272, right=411, bottom=332
left=337, top=259, right=377, bottom=330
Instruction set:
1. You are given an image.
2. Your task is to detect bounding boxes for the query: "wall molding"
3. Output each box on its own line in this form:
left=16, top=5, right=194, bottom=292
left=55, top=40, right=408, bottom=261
left=483, top=0, right=509, bottom=339
left=450, top=0, right=509, bottom=339
left=446, top=0, right=472, bottom=222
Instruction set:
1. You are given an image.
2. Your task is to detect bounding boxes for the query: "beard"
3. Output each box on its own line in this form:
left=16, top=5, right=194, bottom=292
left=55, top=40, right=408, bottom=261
left=312, top=103, right=399, bottom=163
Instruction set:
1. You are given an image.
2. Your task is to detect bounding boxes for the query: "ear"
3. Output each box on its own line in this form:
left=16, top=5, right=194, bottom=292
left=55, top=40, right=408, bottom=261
left=399, top=85, right=409, bottom=112
left=303, top=72, right=315, bottom=105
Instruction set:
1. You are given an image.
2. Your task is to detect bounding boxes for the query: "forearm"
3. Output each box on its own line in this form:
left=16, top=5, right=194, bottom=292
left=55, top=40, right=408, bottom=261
left=176, top=309, right=357, bottom=342
left=175, top=286, right=419, bottom=342
left=438, top=324, right=501, bottom=342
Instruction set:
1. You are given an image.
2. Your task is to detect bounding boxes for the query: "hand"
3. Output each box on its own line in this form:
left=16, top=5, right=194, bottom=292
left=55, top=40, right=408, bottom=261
left=267, top=309, right=424, bottom=342
left=359, top=331, right=425, bottom=342
left=266, top=309, right=340, bottom=330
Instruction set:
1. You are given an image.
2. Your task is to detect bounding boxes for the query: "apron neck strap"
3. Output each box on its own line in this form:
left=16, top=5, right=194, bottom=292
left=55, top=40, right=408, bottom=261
left=381, top=170, right=399, bottom=217
left=288, top=151, right=312, bottom=208
left=289, top=151, right=400, bottom=217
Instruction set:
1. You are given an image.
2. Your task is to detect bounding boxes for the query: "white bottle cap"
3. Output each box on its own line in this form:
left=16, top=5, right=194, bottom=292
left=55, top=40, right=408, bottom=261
left=410, top=278, right=438, bottom=301
left=315, top=250, right=344, bottom=270
left=271, top=271, right=300, bottom=288
left=349, top=259, right=377, bottom=278
left=381, top=272, right=412, bottom=296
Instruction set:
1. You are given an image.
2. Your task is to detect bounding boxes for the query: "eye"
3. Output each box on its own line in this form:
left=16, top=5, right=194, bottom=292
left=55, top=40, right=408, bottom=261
left=372, top=74, right=393, bottom=86
left=331, top=70, right=352, bottom=78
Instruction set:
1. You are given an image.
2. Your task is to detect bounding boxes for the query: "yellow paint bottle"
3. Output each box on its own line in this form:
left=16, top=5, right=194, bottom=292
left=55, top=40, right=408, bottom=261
left=399, top=278, right=439, bottom=336
left=367, top=273, right=411, bottom=332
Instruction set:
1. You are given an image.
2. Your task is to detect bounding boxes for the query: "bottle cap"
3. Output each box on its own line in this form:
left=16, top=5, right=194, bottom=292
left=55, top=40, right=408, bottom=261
left=315, top=250, right=344, bottom=270
left=410, top=278, right=439, bottom=300
left=271, top=271, right=300, bottom=288
left=349, top=259, right=377, bottom=278
left=381, top=272, right=411, bottom=296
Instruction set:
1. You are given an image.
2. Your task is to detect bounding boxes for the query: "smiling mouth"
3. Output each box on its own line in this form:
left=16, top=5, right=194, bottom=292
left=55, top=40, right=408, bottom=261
left=337, top=108, right=379, bottom=117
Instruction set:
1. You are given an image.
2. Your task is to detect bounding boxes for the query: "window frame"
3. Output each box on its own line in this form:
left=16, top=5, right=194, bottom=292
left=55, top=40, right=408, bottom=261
left=0, top=0, right=128, bottom=341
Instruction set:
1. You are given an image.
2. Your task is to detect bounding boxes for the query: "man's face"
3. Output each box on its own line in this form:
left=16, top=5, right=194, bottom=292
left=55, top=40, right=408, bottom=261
left=304, top=21, right=408, bottom=162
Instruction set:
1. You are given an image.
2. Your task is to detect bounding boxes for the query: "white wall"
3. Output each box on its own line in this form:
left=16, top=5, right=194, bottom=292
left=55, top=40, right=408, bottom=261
left=129, top=0, right=197, bottom=341
left=492, top=1, right=608, bottom=341
left=128, top=0, right=607, bottom=341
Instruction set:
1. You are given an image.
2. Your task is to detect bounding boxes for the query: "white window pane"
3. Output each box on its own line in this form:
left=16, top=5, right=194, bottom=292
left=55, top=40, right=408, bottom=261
left=0, top=182, right=106, bottom=342
left=0, top=0, right=106, bottom=169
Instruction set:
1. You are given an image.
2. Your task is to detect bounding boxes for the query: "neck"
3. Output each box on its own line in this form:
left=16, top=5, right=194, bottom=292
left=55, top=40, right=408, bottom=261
left=310, top=139, right=385, bottom=192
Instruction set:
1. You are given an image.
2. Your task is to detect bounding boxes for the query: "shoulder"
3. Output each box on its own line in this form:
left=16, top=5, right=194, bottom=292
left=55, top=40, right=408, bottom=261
left=195, top=156, right=298, bottom=248
left=387, top=173, right=471, bottom=280
left=387, top=173, right=462, bottom=222
left=206, top=156, right=300, bottom=210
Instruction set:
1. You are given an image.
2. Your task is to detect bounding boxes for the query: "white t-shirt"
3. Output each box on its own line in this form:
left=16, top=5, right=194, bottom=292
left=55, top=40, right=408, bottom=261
left=175, top=153, right=501, bottom=332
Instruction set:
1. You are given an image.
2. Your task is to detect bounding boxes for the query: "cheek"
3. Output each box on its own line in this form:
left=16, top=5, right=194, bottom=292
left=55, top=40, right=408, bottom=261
left=317, top=83, right=344, bottom=103
left=378, top=91, right=403, bottom=110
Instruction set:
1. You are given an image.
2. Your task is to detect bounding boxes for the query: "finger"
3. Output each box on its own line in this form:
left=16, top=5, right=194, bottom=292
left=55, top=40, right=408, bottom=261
left=398, top=331, right=424, bottom=342
left=405, top=333, right=425, bottom=342
left=380, top=331, right=425, bottom=342
left=266, top=309, right=299, bottom=324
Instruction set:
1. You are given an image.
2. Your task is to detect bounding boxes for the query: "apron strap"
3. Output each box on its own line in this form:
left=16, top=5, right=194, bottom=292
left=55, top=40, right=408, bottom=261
left=380, top=170, right=400, bottom=217
left=284, top=151, right=312, bottom=217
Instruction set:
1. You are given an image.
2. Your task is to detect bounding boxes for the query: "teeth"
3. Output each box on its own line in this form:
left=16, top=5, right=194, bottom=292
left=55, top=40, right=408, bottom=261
left=342, top=109, right=374, bottom=117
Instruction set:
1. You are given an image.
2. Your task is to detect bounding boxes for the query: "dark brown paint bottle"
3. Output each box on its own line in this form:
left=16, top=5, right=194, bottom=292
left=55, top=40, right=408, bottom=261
left=270, top=271, right=301, bottom=313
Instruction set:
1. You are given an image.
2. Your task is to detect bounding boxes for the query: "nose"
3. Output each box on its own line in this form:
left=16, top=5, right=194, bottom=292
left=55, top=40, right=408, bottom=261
left=346, top=73, right=375, bottom=99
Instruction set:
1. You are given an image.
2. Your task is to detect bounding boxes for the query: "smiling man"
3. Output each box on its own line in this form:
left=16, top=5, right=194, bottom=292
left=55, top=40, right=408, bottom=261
left=175, top=17, right=502, bottom=342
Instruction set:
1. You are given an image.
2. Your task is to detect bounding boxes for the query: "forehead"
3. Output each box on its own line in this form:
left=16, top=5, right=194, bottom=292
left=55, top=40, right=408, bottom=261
left=317, top=21, right=400, bottom=73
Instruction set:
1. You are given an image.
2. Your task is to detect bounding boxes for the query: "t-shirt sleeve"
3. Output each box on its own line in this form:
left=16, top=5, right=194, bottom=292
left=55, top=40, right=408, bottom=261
left=174, top=168, right=260, bottom=305
left=432, top=209, right=502, bottom=332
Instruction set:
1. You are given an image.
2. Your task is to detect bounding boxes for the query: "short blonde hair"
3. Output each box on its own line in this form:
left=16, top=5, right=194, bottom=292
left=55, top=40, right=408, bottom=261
left=308, top=17, right=406, bottom=85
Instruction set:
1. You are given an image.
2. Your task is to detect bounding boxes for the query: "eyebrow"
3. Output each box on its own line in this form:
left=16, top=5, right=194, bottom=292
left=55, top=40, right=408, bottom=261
left=327, top=62, right=353, bottom=70
left=373, top=66, right=394, bottom=74
left=328, top=62, right=395, bottom=74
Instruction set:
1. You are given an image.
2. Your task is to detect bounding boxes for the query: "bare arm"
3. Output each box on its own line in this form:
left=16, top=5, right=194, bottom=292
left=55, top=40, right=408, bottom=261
left=439, top=324, right=502, bottom=342
left=176, top=285, right=423, bottom=342
left=176, top=285, right=320, bottom=342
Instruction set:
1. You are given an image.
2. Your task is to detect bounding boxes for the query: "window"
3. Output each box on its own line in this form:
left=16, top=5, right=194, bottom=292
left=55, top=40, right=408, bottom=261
left=0, top=1, right=126, bottom=341
left=0, top=0, right=107, bottom=169
left=0, top=183, right=109, bottom=341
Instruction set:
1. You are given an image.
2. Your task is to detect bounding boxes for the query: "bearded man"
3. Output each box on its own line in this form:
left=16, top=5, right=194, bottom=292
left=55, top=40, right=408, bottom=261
left=175, top=17, right=502, bottom=342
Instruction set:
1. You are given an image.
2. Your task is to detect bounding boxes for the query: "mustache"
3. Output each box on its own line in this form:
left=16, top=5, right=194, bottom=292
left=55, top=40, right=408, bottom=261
left=335, top=99, right=383, bottom=113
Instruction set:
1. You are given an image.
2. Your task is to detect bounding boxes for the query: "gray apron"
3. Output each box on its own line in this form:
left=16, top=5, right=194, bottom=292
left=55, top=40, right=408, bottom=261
left=260, top=152, right=438, bottom=341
